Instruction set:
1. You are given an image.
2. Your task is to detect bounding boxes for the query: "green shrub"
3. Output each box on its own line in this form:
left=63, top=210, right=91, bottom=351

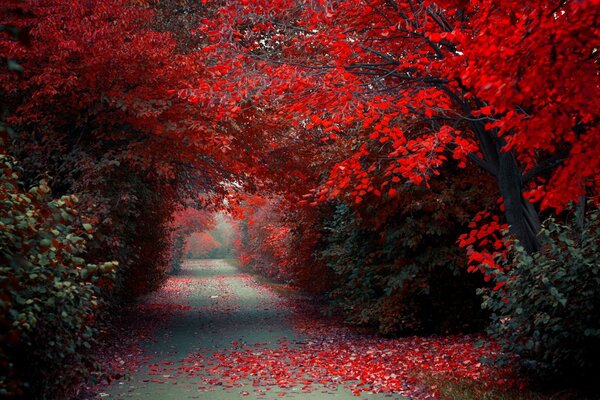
left=482, top=204, right=600, bottom=385
left=0, top=154, right=116, bottom=399
left=321, top=194, right=487, bottom=336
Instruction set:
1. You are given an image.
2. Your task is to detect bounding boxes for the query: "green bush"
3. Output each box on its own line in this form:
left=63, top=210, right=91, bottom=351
left=320, top=193, right=487, bottom=336
left=482, top=204, right=600, bottom=385
left=0, top=154, right=116, bottom=399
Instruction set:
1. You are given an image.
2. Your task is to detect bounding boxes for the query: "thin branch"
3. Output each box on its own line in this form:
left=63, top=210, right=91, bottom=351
left=521, top=153, right=567, bottom=183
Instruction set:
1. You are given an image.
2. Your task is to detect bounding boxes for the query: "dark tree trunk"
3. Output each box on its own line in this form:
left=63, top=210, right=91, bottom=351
left=470, top=118, right=542, bottom=253
left=496, top=150, right=541, bottom=253
left=441, top=84, right=543, bottom=253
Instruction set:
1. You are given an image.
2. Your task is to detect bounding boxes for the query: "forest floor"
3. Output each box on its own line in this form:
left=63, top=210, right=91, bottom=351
left=80, top=259, right=530, bottom=400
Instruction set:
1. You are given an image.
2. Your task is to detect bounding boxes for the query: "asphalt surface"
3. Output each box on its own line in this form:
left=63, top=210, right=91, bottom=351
left=95, top=259, right=405, bottom=399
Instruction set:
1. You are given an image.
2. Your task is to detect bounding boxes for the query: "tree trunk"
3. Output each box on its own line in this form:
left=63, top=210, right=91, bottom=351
left=469, top=117, right=542, bottom=253
left=496, top=150, right=541, bottom=253
left=443, top=85, right=543, bottom=253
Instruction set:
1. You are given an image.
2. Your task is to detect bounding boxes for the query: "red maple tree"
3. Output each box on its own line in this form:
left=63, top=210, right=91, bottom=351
left=201, top=0, right=599, bottom=256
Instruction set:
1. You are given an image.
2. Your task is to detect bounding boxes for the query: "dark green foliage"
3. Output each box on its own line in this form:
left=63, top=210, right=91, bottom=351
left=77, top=167, right=176, bottom=301
left=0, top=154, right=116, bottom=398
left=168, top=232, right=187, bottom=275
left=482, top=204, right=600, bottom=385
left=320, top=182, right=488, bottom=336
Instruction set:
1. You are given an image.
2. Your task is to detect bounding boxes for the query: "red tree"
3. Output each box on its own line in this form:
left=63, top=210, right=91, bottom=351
left=185, top=231, right=221, bottom=258
left=0, top=0, right=257, bottom=296
left=202, top=0, right=599, bottom=256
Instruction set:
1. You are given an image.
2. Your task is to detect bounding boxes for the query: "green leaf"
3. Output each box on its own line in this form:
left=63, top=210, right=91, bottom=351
left=7, top=59, right=24, bottom=72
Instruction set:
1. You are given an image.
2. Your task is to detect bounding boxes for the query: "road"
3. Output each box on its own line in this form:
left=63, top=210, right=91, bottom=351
left=94, top=259, right=405, bottom=399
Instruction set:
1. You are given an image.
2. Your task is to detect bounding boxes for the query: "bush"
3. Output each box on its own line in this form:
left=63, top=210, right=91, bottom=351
left=321, top=193, right=487, bottom=336
left=482, top=203, right=600, bottom=385
left=0, top=154, right=116, bottom=398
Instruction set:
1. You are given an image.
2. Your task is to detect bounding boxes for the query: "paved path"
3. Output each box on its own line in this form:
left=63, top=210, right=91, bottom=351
left=95, top=260, right=404, bottom=399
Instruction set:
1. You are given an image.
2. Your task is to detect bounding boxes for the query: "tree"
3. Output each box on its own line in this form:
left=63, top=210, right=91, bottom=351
left=185, top=231, right=221, bottom=259
left=0, top=0, right=255, bottom=299
left=203, top=0, right=599, bottom=257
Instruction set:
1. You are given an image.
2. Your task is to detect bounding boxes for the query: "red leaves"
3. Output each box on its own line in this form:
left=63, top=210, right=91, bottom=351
left=91, top=259, right=524, bottom=399
left=157, top=308, right=519, bottom=400
left=185, top=232, right=221, bottom=258
left=458, top=211, right=509, bottom=275
left=194, top=0, right=598, bottom=272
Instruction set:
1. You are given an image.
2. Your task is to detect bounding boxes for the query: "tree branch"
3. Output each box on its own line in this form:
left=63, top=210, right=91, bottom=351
left=468, top=153, right=497, bottom=176
left=521, top=153, right=567, bottom=183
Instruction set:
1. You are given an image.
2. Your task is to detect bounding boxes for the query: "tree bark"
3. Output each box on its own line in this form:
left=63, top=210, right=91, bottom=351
left=496, top=149, right=541, bottom=253
left=458, top=97, right=542, bottom=253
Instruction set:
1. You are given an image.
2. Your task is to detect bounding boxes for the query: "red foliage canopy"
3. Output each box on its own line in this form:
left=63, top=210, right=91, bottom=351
left=199, top=0, right=599, bottom=255
left=3, top=0, right=599, bottom=268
